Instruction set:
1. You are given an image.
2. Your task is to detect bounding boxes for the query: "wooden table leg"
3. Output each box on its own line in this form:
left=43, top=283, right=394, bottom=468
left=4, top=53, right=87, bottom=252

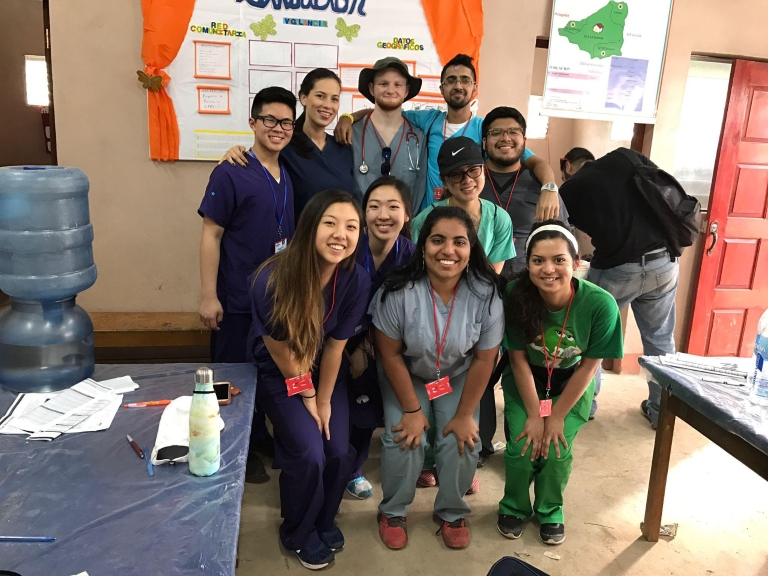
left=642, top=389, right=676, bottom=542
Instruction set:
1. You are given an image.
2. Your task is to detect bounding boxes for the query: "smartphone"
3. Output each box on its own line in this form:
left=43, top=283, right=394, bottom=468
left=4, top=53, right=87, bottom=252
left=213, top=381, right=232, bottom=406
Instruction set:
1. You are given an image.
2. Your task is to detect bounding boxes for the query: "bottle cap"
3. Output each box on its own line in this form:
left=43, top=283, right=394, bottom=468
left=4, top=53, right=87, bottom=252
left=195, top=367, right=214, bottom=385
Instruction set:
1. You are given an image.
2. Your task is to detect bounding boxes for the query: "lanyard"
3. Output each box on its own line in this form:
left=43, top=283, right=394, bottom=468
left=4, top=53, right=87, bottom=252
left=442, top=113, right=472, bottom=141
left=485, top=165, right=521, bottom=212
left=429, top=281, right=459, bottom=379
left=323, top=266, right=339, bottom=324
left=364, top=231, right=400, bottom=274
left=540, top=286, right=575, bottom=399
left=361, top=115, right=408, bottom=168
left=249, top=149, right=287, bottom=238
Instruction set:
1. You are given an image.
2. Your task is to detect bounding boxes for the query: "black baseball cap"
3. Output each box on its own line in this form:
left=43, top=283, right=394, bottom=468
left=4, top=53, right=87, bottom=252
left=437, top=136, right=485, bottom=176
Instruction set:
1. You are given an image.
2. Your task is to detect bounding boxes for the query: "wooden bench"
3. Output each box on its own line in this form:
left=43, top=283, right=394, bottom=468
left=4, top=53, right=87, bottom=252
left=91, top=312, right=211, bottom=363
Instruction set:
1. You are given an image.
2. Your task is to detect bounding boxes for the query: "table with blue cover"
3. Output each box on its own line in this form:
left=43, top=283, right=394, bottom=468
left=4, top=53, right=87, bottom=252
left=0, top=363, right=256, bottom=576
left=639, top=356, right=768, bottom=542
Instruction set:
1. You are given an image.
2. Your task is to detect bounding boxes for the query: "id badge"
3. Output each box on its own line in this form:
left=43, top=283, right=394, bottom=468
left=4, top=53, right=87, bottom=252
left=425, top=376, right=452, bottom=400
left=433, top=187, right=444, bottom=201
left=274, top=238, right=287, bottom=254
left=539, top=398, right=552, bottom=417
left=285, top=373, right=313, bottom=396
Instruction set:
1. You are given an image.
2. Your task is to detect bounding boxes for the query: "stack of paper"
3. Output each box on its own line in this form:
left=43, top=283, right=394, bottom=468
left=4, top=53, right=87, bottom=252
left=658, top=352, right=751, bottom=386
left=0, top=376, right=139, bottom=441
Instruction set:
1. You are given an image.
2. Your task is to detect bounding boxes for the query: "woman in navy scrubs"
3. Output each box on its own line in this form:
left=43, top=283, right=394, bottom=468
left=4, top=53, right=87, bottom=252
left=345, top=176, right=416, bottom=500
left=222, top=68, right=358, bottom=218
left=249, top=189, right=370, bottom=570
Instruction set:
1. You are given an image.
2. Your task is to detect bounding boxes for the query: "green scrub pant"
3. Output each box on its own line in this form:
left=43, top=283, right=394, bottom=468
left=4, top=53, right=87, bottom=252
left=498, top=373, right=594, bottom=524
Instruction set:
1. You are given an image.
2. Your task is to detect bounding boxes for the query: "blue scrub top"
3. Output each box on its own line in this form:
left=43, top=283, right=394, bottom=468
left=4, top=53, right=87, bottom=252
left=198, top=159, right=295, bottom=315
left=403, top=109, right=534, bottom=212
left=248, top=261, right=371, bottom=372
left=280, top=135, right=357, bottom=220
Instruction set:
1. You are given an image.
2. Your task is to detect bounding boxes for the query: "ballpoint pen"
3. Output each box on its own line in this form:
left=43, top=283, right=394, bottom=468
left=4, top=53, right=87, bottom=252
left=144, top=445, right=154, bottom=477
left=126, top=435, right=145, bottom=459
left=0, top=536, right=56, bottom=542
left=124, top=400, right=172, bottom=408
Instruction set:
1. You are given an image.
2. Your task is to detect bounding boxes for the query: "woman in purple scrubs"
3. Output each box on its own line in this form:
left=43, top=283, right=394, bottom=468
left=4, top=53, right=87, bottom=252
left=345, top=176, right=416, bottom=500
left=221, top=68, right=358, bottom=217
left=249, top=189, right=370, bottom=571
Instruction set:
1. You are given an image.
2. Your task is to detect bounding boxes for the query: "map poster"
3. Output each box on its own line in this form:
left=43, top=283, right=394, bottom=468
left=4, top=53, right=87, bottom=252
left=542, top=0, right=673, bottom=123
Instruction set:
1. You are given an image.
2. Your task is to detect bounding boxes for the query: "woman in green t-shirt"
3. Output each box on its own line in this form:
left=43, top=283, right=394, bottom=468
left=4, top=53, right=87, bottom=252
left=497, top=220, right=623, bottom=546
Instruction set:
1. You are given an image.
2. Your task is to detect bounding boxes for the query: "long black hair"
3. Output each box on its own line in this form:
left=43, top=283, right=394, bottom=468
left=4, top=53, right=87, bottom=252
left=506, top=219, right=580, bottom=344
left=381, top=206, right=503, bottom=301
left=292, top=68, right=342, bottom=158
left=362, top=175, right=413, bottom=240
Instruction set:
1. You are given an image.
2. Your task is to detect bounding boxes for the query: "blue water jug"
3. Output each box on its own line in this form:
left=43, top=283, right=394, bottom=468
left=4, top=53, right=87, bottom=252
left=0, top=166, right=97, bottom=393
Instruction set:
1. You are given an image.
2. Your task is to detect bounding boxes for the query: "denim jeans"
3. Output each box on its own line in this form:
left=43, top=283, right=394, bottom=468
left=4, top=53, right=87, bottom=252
left=586, top=252, right=679, bottom=425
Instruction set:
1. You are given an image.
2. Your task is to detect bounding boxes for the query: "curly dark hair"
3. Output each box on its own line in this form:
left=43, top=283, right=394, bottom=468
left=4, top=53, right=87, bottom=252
left=506, top=220, right=580, bottom=344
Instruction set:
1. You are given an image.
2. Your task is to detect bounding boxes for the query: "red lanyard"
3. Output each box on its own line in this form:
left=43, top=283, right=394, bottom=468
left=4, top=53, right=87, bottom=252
left=429, top=282, right=459, bottom=378
left=323, top=266, right=339, bottom=324
left=443, top=113, right=472, bottom=141
left=361, top=115, right=407, bottom=167
left=540, top=286, right=575, bottom=399
left=486, top=165, right=521, bottom=212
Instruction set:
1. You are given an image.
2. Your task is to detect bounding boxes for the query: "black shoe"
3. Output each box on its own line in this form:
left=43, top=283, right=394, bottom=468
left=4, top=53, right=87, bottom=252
left=539, top=523, right=565, bottom=545
left=497, top=514, right=524, bottom=539
left=477, top=453, right=487, bottom=468
left=251, top=434, right=275, bottom=459
left=640, top=400, right=658, bottom=430
left=245, top=454, right=270, bottom=484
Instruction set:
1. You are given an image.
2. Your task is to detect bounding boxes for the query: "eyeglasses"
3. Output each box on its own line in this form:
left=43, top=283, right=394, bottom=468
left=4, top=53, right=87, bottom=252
left=254, top=115, right=296, bottom=131
left=381, top=147, right=392, bottom=176
left=441, top=76, right=475, bottom=87
left=446, top=165, right=483, bottom=183
left=486, top=127, right=525, bottom=139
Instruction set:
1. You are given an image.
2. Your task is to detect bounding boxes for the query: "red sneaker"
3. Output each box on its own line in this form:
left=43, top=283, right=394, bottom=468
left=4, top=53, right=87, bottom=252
left=439, top=518, right=470, bottom=549
left=465, top=476, right=480, bottom=495
left=417, top=469, right=437, bottom=487
left=378, top=514, right=408, bottom=550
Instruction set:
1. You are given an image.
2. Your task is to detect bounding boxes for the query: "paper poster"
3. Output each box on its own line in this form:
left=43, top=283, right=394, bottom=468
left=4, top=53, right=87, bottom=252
left=166, top=1, right=444, bottom=160
left=542, top=0, right=673, bottom=122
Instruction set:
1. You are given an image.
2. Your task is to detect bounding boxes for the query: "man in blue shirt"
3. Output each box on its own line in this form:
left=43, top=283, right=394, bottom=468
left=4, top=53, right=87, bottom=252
left=198, top=86, right=297, bottom=482
left=336, top=54, right=561, bottom=217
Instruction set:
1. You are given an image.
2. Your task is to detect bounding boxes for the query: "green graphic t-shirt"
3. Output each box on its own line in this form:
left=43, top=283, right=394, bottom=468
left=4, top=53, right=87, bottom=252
left=503, top=278, right=624, bottom=373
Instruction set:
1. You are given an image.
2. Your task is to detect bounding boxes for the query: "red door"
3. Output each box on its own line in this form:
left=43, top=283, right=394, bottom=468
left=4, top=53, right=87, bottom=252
left=688, top=60, right=768, bottom=357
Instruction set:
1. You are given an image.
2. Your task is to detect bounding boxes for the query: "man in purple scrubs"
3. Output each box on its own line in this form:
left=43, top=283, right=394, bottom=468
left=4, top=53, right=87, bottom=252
left=198, top=86, right=297, bottom=481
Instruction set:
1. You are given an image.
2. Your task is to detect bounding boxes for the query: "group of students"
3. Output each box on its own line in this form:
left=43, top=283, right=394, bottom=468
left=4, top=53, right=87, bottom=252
left=198, top=54, right=624, bottom=570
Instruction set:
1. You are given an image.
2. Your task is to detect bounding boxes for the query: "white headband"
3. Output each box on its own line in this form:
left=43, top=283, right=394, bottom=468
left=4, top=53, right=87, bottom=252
left=525, top=224, right=579, bottom=255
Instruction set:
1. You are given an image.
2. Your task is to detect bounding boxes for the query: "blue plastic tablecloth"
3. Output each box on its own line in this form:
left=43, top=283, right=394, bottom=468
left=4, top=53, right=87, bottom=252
left=640, top=356, right=768, bottom=454
left=0, top=363, right=256, bottom=576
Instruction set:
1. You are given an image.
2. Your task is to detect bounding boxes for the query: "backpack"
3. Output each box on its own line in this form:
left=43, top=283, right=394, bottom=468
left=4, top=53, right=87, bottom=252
left=616, top=148, right=701, bottom=258
left=486, top=557, right=551, bottom=576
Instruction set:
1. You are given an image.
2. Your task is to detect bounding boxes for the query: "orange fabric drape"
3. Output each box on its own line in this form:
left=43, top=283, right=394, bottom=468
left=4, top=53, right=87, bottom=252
left=420, top=0, right=484, bottom=84
left=141, top=0, right=196, bottom=161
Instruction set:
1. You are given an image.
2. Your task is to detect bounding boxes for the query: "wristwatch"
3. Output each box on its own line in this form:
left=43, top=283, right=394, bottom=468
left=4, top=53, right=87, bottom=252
left=541, top=182, right=558, bottom=193
left=340, top=113, right=355, bottom=123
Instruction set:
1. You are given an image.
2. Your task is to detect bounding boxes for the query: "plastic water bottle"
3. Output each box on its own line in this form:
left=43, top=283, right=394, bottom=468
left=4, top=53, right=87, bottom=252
left=0, top=166, right=97, bottom=393
left=189, top=367, right=221, bottom=477
left=749, top=308, right=768, bottom=406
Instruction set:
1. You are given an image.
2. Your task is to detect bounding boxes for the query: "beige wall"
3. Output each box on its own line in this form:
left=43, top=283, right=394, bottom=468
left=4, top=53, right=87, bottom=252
left=49, top=0, right=768, bottom=358
left=0, top=0, right=51, bottom=167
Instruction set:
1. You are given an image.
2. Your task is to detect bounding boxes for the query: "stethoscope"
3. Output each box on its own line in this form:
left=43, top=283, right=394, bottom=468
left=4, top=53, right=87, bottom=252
left=359, top=115, right=420, bottom=174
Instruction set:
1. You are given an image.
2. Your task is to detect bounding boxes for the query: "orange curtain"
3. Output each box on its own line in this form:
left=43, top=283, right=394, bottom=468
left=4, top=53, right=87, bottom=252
left=420, top=0, right=484, bottom=84
left=141, top=0, right=196, bottom=161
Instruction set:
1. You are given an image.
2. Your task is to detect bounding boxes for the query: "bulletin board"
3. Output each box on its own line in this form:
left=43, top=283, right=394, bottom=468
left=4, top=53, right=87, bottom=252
left=165, top=0, right=447, bottom=161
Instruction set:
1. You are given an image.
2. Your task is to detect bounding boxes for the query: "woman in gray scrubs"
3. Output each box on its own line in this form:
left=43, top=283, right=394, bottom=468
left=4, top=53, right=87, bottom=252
left=370, top=206, right=504, bottom=551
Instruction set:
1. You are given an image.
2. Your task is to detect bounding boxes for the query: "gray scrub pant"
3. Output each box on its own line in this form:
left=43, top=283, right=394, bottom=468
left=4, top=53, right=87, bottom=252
left=378, top=362, right=480, bottom=522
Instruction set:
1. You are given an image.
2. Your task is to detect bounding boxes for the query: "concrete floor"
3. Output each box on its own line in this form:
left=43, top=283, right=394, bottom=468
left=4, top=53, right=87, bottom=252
left=237, top=373, right=768, bottom=576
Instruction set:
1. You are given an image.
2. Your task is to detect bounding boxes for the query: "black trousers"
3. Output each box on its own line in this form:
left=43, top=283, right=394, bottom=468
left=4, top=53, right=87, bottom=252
left=478, top=352, right=511, bottom=454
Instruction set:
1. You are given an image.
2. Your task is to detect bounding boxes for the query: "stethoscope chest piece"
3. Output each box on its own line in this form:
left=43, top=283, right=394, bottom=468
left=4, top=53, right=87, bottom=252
left=359, top=162, right=369, bottom=174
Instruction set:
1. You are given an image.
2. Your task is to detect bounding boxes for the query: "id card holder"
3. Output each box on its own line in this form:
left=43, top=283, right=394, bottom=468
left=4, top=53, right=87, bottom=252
left=274, top=238, right=287, bottom=254
left=285, top=372, right=313, bottom=396
left=539, top=398, right=552, bottom=417
left=433, top=187, right=444, bottom=201
left=425, top=376, right=452, bottom=400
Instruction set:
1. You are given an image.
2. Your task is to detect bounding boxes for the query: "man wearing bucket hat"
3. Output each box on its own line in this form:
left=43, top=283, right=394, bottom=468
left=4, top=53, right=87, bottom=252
left=348, top=57, right=428, bottom=211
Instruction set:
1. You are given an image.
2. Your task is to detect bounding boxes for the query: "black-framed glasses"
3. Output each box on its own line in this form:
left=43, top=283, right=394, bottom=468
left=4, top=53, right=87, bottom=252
left=486, top=127, right=524, bottom=139
left=381, top=147, right=392, bottom=176
left=446, top=164, right=483, bottom=184
left=254, top=115, right=295, bottom=131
